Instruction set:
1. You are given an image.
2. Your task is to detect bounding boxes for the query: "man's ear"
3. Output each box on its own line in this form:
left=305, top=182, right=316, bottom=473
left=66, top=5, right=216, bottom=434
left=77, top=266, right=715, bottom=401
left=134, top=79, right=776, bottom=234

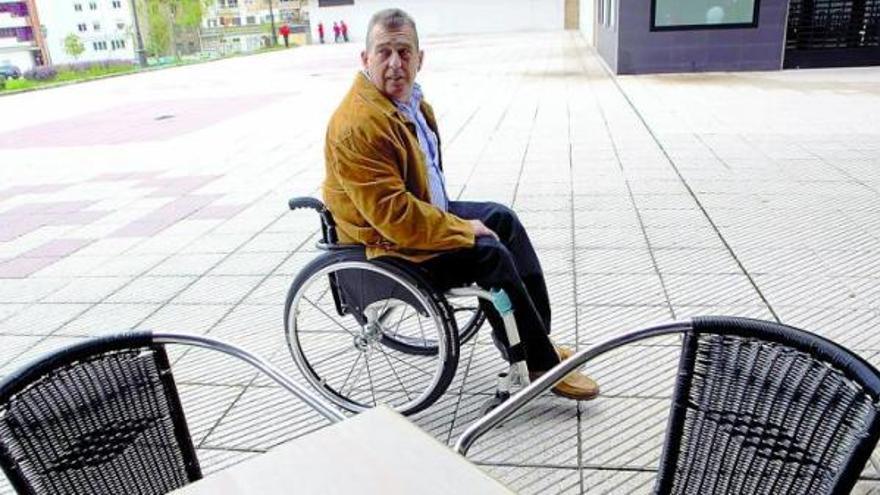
left=418, top=50, right=425, bottom=71
left=361, top=50, right=368, bottom=68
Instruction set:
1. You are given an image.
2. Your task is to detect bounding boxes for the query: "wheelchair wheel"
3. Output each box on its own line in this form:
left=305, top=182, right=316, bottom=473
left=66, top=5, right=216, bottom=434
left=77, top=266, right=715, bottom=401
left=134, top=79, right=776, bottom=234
left=285, top=253, right=459, bottom=416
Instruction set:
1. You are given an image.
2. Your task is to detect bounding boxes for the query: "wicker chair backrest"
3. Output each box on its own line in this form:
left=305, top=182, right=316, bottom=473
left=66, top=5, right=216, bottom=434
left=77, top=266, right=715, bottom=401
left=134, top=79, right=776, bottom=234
left=657, top=316, right=880, bottom=495
left=0, top=336, right=201, bottom=495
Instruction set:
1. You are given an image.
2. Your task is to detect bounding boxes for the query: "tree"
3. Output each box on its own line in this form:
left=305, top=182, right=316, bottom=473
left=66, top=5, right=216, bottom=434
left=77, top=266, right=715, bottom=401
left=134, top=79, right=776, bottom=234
left=143, top=0, right=171, bottom=57
left=139, top=0, right=213, bottom=58
left=64, top=33, right=85, bottom=60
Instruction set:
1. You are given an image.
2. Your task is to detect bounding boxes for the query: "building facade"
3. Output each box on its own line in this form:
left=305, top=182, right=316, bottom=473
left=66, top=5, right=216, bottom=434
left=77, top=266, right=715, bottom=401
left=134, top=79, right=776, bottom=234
left=201, top=0, right=308, bottom=55
left=305, top=0, right=565, bottom=44
left=0, top=0, right=48, bottom=71
left=578, top=0, right=880, bottom=73
left=36, top=0, right=137, bottom=65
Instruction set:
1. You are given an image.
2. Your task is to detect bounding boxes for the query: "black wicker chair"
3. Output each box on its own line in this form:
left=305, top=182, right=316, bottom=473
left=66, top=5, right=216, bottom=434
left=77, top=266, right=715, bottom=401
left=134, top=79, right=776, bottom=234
left=456, top=316, right=880, bottom=495
left=0, top=331, right=345, bottom=495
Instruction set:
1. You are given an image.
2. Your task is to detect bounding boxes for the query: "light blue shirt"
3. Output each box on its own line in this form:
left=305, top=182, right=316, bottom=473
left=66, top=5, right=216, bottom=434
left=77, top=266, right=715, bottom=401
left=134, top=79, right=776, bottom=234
left=393, top=83, right=449, bottom=212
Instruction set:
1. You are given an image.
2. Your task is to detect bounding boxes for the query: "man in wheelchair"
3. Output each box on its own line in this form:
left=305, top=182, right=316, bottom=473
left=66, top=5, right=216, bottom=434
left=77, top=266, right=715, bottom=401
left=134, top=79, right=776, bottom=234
left=321, top=8, right=599, bottom=401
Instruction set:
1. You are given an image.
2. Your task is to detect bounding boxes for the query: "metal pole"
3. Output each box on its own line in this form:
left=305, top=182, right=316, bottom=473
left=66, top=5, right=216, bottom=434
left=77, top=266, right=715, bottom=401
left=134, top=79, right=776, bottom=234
left=454, top=320, right=693, bottom=456
left=267, top=0, right=276, bottom=47
left=152, top=331, right=347, bottom=423
left=129, top=0, right=147, bottom=66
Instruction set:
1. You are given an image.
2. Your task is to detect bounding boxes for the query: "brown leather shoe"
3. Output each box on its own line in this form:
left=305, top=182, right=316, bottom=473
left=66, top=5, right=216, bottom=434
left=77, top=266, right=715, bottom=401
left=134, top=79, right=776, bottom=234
left=529, top=345, right=600, bottom=401
left=555, top=345, right=575, bottom=361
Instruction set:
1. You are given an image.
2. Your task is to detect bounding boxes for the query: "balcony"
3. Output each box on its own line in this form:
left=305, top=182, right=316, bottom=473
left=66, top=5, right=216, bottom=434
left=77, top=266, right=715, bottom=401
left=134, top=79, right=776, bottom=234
left=0, top=12, right=29, bottom=30
left=0, top=36, right=34, bottom=50
left=201, top=24, right=266, bottom=38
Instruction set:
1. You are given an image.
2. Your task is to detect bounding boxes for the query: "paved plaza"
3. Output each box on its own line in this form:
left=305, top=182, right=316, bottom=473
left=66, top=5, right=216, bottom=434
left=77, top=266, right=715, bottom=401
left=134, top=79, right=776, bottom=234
left=1, top=31, right=880, bottom=493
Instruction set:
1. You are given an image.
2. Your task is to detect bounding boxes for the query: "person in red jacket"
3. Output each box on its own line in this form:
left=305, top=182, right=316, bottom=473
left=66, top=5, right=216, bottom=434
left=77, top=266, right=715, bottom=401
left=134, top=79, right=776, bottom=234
left=340, top=20, right=349, bottom=42
left=317, top=22, right=325, bottom=44
left=279, top=23, right=291, bottom=48
left=333, top=21, right=341, bottom=42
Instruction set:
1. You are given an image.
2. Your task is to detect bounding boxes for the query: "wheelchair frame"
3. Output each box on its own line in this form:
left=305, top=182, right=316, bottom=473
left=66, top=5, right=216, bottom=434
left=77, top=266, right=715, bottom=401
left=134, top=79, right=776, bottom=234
left=286, top=196, right=532, bottom=415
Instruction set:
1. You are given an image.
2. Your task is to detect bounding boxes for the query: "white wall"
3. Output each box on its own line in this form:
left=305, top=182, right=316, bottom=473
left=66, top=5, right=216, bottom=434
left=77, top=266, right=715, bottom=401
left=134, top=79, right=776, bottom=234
left=37, top=0, right=137, bottom=65
left=578, top=0, right=594, bottom=46
left=307, top=0, right=565, bottom=43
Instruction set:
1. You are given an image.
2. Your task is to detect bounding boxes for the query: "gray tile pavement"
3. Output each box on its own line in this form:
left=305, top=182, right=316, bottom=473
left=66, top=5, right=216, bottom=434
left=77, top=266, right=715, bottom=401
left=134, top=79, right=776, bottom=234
left=1, top=30, right=879, bottom=493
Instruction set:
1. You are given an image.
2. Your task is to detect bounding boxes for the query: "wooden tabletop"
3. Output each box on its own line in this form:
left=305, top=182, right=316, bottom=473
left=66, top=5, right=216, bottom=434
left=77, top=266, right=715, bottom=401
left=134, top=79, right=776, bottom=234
left=171, top=405, right=515, bottom=494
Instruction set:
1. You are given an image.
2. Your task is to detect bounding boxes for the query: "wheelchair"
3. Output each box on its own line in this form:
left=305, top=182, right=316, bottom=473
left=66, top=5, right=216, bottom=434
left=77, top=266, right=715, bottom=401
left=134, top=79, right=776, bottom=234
left=284, top=197, right=532, bottom=416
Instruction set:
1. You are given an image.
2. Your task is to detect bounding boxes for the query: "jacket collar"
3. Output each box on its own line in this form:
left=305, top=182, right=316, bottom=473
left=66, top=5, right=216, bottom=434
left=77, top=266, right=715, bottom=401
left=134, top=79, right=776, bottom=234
left=354, top=72, right=403, bottom=120
left=353, top=72, right=438, bottom=135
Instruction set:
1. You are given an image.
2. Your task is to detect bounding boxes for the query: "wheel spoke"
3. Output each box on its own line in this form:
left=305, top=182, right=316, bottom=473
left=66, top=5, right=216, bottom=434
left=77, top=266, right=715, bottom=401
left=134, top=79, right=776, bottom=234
left=378, top=348, right=433, bottom=378
left=310, top=345, right=357, bottom=369
left=416, top=315, right=429, bottom=347
left=376, top=345, right=412, bottom=400
left=364, top=353, right=378, bottom=406
left=316, top=284, right=332, bottom=303
left=392, top=305, right=410, bottom=338
left=302, top=295, right=358, bottom=337
left=339, top=351, right=363, bottom=395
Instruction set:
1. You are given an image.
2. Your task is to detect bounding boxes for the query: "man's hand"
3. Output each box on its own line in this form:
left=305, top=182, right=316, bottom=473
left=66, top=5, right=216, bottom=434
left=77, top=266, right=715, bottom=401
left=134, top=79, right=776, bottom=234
left=469, top=219, right=499, bottom=240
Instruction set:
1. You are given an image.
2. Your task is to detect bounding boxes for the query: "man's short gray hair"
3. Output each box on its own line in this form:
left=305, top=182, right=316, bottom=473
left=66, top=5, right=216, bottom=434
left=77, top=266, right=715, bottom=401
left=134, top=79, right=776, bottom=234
left=365, top=8, right=419, bottom=50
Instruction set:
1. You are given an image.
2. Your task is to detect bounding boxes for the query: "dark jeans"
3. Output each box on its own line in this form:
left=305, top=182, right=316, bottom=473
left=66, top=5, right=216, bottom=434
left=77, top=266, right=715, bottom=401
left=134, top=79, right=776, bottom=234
left=419, top=201, right=560, bottom=371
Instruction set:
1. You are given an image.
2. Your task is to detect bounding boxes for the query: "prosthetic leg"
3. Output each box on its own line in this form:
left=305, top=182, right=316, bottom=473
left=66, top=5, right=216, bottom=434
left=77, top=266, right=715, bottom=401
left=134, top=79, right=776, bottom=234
left=446, top=287, right=530, bottom=415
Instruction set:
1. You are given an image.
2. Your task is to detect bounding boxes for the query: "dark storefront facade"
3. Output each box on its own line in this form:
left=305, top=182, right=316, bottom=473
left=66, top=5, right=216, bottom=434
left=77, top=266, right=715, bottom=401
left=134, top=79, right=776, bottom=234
left=588, top=0, right=880, bottom=73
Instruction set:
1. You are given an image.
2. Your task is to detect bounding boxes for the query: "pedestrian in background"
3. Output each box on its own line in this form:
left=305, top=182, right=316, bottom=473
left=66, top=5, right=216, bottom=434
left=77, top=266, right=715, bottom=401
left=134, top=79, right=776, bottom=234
left=341, top=20, right=349, bottom=42
left=280, top=23, right=291, bottom=48
left=318, top=22, right=325, bottom=44
left=333, top=22, right=341, bottom=42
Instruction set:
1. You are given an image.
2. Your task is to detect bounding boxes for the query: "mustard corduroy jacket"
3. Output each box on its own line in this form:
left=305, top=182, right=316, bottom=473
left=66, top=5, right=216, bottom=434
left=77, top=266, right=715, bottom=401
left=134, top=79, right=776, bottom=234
left=323, top=73, right=475, bottom=262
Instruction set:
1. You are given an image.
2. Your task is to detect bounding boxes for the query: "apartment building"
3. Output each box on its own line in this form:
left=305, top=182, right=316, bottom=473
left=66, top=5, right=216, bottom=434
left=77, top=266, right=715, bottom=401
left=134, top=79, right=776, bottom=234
left=202, top=0, right=308, bottom=55
left=36, top=0, right=136, bottom=65
left=0, top=0, right=48, bottom=70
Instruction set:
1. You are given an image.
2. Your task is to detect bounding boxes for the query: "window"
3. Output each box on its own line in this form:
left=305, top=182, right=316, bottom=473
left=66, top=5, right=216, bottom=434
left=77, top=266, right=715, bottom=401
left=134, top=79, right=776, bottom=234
left=246, top=15, right=255, bottom=24
left=207, top=18, right=218, bottom=27
left=609, top=0, right=616, bottom=29
left=93, top=22, right=101, bottom=31
left=318, top=0, right=354, bottom=6
left=111, top=39, right=126, bottom=49
left=74, top=4, right=83, bottom=12
left=652, top=0, right=759, bottom=30
left=77, top=23, right=87, bottom=32
left=117, top=22, right=125, bottom=30
left=231, top=16, right=241, bottom=26
left=112, top=0, right=122, bottom=7
left=89, top=2, right=97, bottom=10
left=92, top=41, right=107, bottom=50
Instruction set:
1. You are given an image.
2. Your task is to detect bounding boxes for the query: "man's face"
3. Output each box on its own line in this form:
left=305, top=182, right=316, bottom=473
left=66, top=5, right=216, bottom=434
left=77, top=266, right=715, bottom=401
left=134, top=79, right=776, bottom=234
left=361, top=24, right=423, bottom=102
